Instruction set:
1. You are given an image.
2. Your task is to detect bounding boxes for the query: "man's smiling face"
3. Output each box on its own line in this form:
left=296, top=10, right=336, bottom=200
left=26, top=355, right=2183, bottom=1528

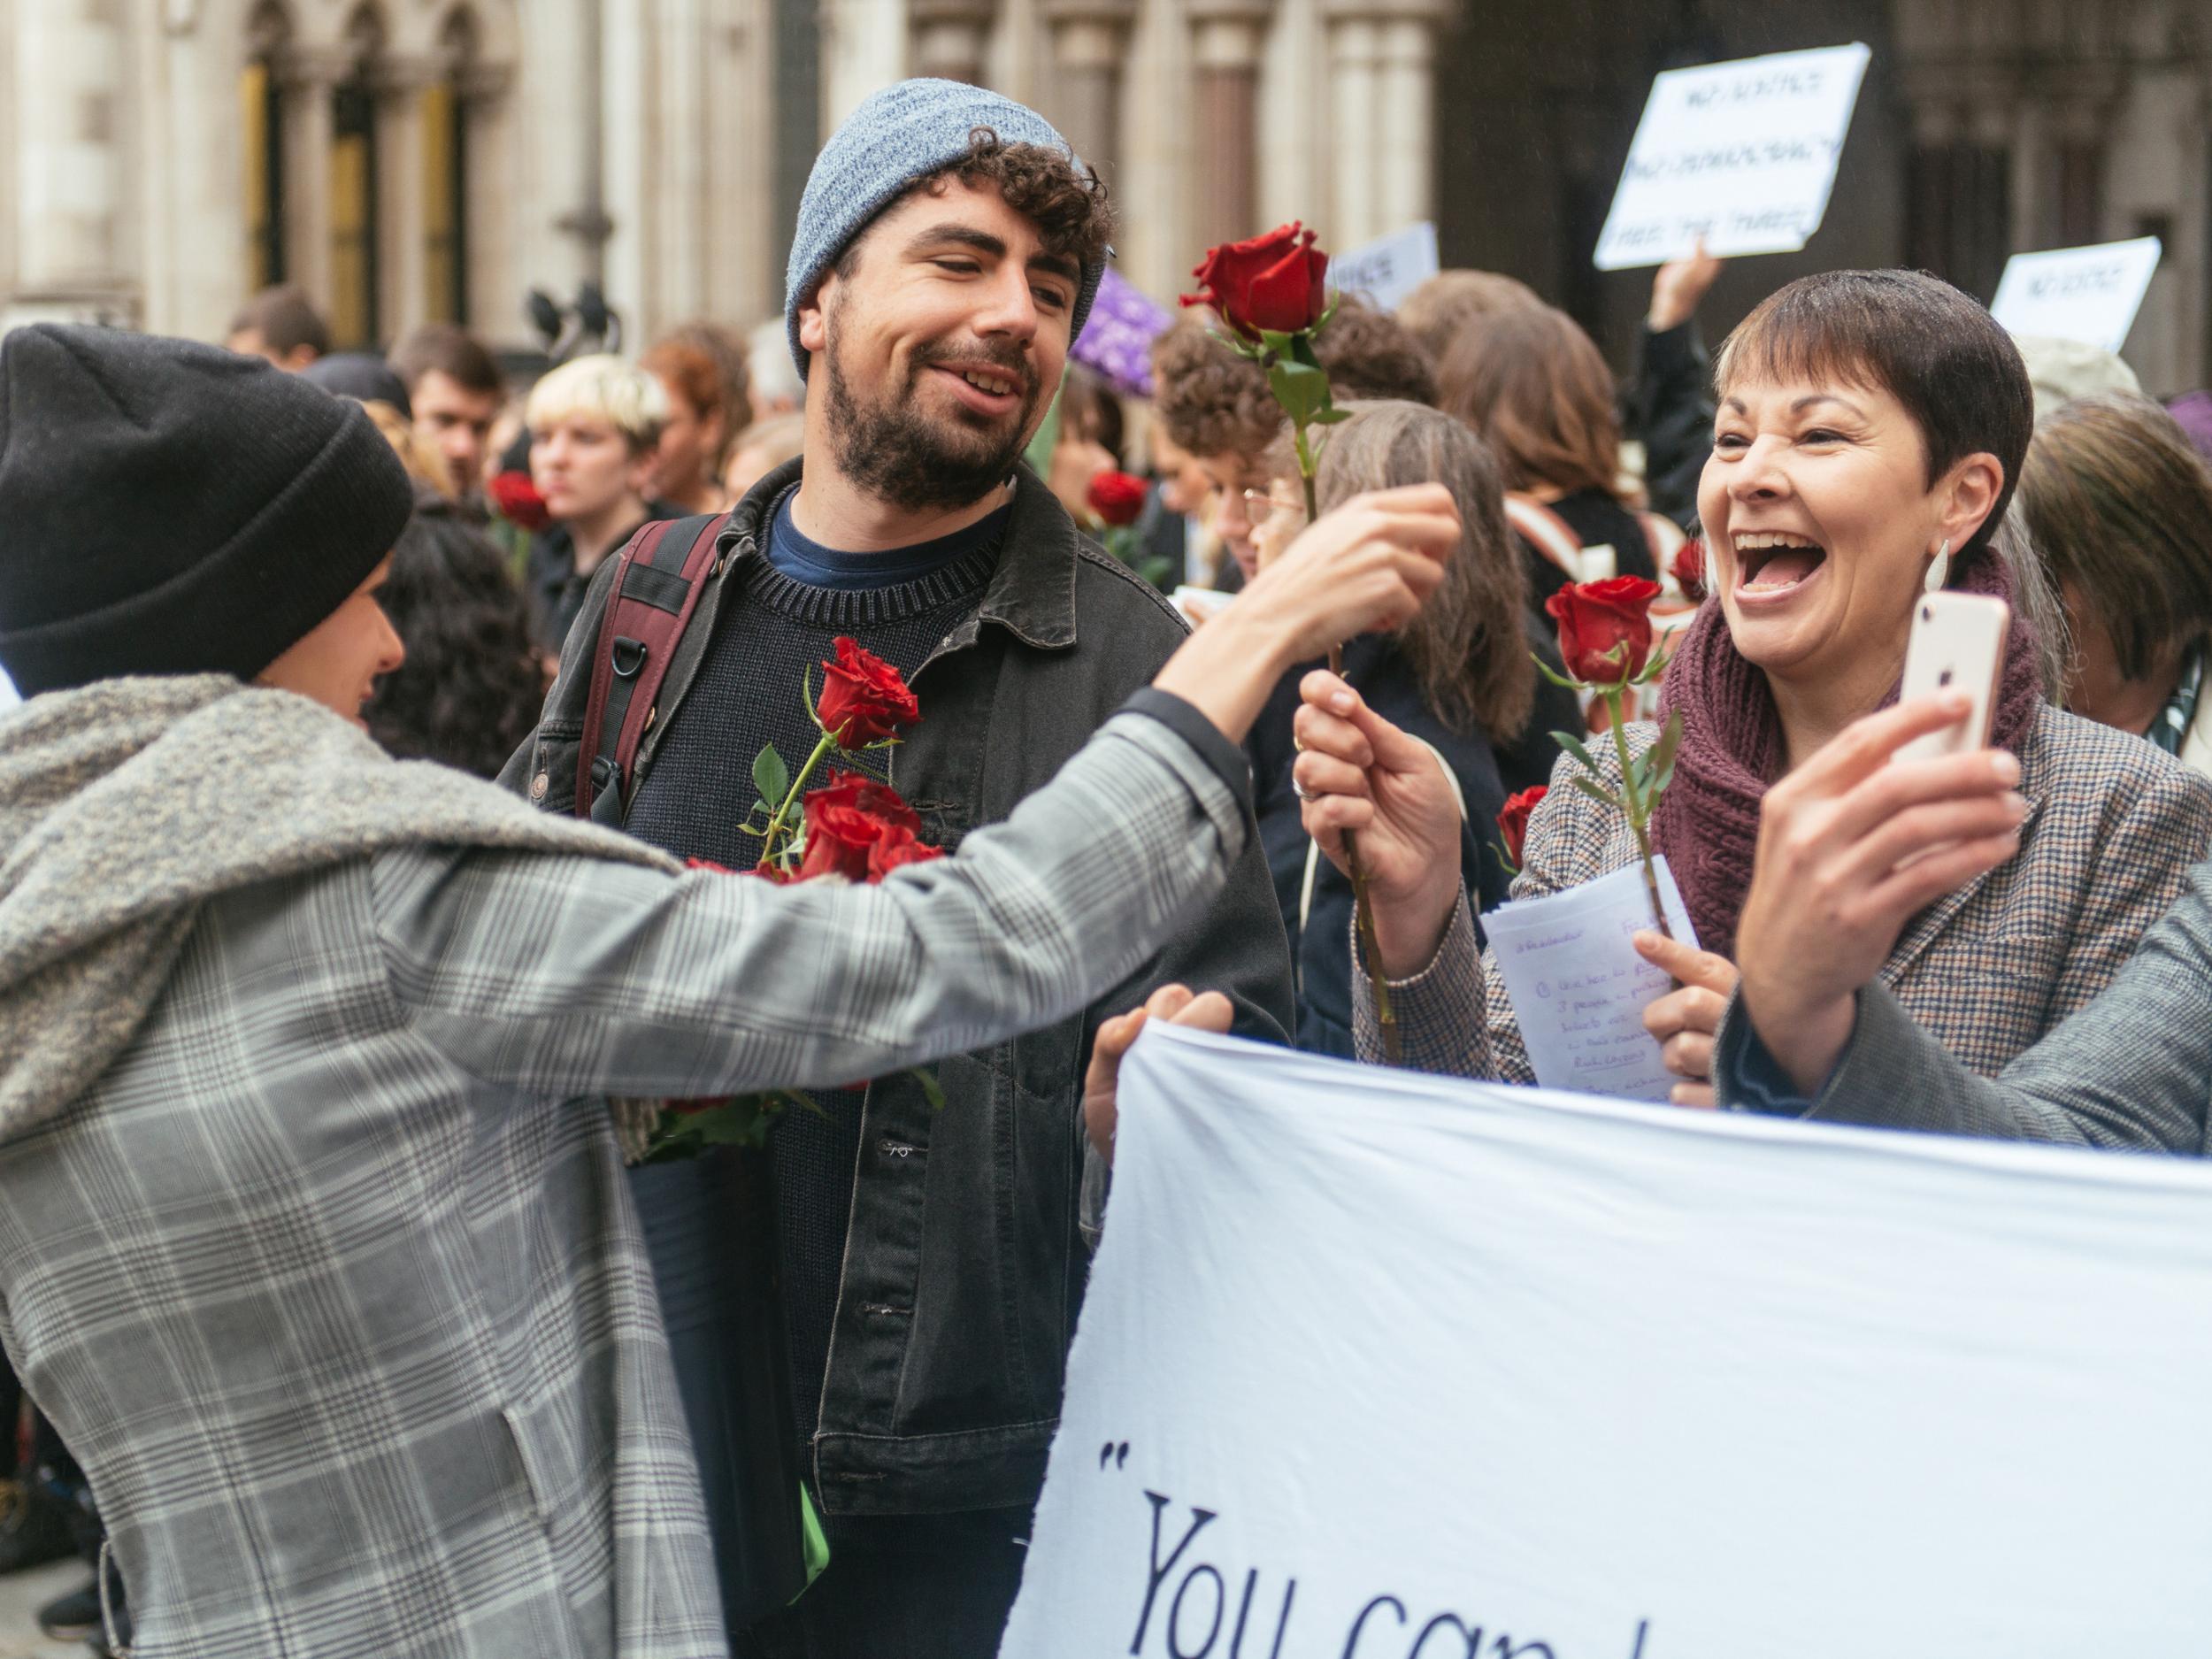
left=799, top=176, right=1081, bottom=513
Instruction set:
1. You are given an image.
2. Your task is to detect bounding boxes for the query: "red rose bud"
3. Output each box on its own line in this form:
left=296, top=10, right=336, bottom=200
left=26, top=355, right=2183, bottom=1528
left=816, top=636, right=921, bottom=748
left=868, top=826, right=945, bottom=880
left=1086, top=470, right=1148, bottom=529
left=488, top=469, right=552, bottom=533
left=1181, top=222, right=1329, bottom=341
left=1672, top=538, right=1708, bottom=603
left=1497, top=785, right=1548, bottom=871
left=1544, top=575, right=1663, bottom=686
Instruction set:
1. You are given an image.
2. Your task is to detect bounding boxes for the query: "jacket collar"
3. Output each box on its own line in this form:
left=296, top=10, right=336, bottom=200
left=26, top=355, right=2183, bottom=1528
left=722, top=457, right=1081, bottom=652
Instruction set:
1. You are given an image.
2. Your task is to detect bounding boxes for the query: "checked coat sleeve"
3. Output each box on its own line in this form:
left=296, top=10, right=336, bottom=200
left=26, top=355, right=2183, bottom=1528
left=378, top=710, right=1250, bottom=1100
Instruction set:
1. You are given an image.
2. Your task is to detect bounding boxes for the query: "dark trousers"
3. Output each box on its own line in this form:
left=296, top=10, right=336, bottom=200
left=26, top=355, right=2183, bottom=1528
left=742, top=1507, right=1031, bottom=1659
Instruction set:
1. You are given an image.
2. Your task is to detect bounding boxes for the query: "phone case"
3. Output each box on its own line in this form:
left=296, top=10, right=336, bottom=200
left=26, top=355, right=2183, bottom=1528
left=1893, top=592, right=2009, bottom=764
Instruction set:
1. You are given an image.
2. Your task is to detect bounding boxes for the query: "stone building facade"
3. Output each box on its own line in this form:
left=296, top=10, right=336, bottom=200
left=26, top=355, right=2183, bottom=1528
left=3, top=0, right=2210, bottom=391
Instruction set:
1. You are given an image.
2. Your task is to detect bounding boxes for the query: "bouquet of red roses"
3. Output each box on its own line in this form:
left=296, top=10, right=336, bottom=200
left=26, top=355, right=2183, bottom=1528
left=637, top=637, right=946, bottom=1161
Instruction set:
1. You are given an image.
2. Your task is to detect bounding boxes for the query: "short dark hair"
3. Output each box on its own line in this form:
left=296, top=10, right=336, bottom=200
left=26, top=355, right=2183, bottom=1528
left=1716, top=269, right=2033, bottom=561
left=1149, top=297, right=1434, bottom=464
left=388, top=322, right=503, bottom=397
left=833, top=127, right=1115, bottom=288
left=2020, top=391, right=2212, bottom=680
left=1435, top=303, right=1621, bottom=499
left=228, top=284, right=329, bottom=358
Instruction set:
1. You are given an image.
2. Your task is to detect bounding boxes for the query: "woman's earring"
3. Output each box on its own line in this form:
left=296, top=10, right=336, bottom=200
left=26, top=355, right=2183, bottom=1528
left=1924, top=537, right=1952, bottom=594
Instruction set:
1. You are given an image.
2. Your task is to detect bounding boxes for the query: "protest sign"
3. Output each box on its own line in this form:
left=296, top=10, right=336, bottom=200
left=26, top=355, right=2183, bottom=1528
left=1329, top=222, right=1440, bottom=313
left=1594, top=44, right=1870, bottom=271
left=1991, top=236, right=2162, bottom=354
left=1003, top=1025, right=2212, bottom=1657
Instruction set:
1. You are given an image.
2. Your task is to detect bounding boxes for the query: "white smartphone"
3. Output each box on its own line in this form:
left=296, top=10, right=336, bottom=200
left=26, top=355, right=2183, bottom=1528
left=1893, top=592, right=2010, bottom=764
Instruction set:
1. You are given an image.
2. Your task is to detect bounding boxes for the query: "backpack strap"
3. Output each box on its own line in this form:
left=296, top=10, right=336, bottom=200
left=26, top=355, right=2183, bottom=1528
left=1504, top=493, right=1616, bottom=584
left=574, top=511, right=731, bottom=826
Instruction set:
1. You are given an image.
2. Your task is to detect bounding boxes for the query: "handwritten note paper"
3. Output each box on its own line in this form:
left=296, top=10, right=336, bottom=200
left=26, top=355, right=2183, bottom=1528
left=1991, top=237, right=2162, bottom=354
left=1594, top=44, right=1870, bottom=271
left=1483, top=858, right=1698, bottom=1101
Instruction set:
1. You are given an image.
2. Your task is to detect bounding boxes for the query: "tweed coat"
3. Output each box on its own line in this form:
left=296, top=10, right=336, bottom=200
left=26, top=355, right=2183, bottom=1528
left=0, top=695, right=1249, bottom=1659
left=1356, top=703, right=2212, bottom=1085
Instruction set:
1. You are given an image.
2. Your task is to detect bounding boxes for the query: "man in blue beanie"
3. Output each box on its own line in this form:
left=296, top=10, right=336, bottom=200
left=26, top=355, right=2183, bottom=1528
left=506, top=77, right=1295, bottom=1655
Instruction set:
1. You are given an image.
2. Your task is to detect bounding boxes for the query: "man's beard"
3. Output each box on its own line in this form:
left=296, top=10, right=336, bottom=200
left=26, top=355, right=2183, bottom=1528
left=822, top=319, right=1041, bottom=513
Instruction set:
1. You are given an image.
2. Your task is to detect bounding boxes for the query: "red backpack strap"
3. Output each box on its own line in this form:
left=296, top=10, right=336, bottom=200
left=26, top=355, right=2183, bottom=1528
left=574, top=511, right=732, bottom=825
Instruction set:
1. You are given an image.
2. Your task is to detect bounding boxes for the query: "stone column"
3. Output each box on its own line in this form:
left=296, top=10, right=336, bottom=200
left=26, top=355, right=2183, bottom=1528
left=276, top=44, right=353, bottom=314
left=910, top=0, right=998, bottom=86
left=1322, top=0, right=1446, bottom=243
left=373, top=57, right=442, bottom=341
left=11, top=0, right=128, bottom=313
left=1187, top=0, right=1277, bottom=247
left=1041, top=0, right=1139, bottom=183
left=457, top=63, right=516, bottom=337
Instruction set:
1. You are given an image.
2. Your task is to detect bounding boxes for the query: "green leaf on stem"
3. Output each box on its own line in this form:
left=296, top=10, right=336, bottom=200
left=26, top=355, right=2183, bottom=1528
left=909, top=1067, right=948, bottom=1110
left=1532, top=652, right=1582, bottom=691
left=1313, top=405, right=1351, bottom=425
left=1646, top=710, right=1685, bottom=799
left=1569, top=774, right=1623, bottom=812
left=781, top=1088, right=831, bottom=1123
left=752, top=745, right=790, bottom=812
left=1550, top=729, right=1601, bottom=777
left=1267, top=357, right=1331, bottom=428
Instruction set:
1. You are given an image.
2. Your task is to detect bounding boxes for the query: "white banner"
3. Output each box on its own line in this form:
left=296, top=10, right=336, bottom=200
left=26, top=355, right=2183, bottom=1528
left=1991, top=237, right=2162, bottom=354
left=1331, top=223, right=1441, bottom=314
left=1002, top=1025, right=2212, bottom=1657
left=1594, top=44, right=1870, bottom=272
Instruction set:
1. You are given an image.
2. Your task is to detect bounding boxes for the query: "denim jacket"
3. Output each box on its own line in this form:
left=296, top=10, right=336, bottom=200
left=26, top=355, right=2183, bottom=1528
left=501, top=458, right=1294, bottom=1515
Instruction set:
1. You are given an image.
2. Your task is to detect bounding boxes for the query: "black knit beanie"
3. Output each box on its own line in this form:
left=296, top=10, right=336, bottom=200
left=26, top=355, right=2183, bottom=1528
left=0, top=324, right=412, bottom=696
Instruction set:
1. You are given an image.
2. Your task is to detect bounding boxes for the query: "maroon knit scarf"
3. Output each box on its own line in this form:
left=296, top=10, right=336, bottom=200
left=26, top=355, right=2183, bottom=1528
left=1650, top=550, right=2043, bottom=960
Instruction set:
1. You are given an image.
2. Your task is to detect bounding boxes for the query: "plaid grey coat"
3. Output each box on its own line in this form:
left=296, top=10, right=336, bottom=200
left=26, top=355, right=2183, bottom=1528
left=0, top=688, right=1247, bottom=1659
left=1357, top=704, right=2212, bottom=1085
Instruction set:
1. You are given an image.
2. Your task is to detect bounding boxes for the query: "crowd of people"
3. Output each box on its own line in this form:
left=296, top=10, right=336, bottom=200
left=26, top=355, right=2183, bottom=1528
left=6, top=64, right=2212, bottom=1659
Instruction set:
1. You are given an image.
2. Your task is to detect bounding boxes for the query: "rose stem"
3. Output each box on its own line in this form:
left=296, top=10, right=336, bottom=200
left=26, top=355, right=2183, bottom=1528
left=1297, top=425, right=1401, bottom=1063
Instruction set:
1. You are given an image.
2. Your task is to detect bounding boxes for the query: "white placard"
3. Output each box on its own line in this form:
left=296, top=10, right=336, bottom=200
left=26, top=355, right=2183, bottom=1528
left=0, top=671, right=15, bottom=710
left=1329, top=222, right=1440, bottom=313
left=1003, top=1025, right=2212, bottom=1658
left=1594, top=44, right=1871, bottom=272
left=1991, top=237, right=2162, bottom=354
left=1483, top=857, right=1698, bottom=1101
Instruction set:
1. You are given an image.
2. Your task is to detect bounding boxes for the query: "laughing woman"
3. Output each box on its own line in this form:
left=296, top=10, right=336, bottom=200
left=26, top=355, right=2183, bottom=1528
left=1291, top=269, right=2212, bottom=1102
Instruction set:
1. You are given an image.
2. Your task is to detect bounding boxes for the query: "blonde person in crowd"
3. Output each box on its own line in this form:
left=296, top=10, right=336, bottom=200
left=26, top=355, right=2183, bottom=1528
left=1292, top=270, right=2212, bottom=1105
left=522, top=354, right=681, bottom=653
left=2016, top=392, right=2212, bottom=775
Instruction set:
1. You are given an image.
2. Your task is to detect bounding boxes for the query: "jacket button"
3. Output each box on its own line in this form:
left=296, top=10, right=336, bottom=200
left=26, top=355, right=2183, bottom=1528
left=529, top=772, right=549, bottom=802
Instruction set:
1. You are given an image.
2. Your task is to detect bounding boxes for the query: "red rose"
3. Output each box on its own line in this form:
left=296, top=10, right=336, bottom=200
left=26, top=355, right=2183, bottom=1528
left=1672, top=538, right=1708, bottom=603
left=685, top=856, right=735, bottom=875
left=816, top=637, right=921, bottom=748
left=488, top=469, right=551, bottom=532
left=868, top=826, right=944, bottom=880
left=1181, top=223, right=1330, bottom=341
left=1544, top=575, right=1662, bottom=686
left=1497, top=786, right=1548, bottom=871
left=1086, top=470, right=1148, bottom=529
left=795, top=772, right=923, bottom=882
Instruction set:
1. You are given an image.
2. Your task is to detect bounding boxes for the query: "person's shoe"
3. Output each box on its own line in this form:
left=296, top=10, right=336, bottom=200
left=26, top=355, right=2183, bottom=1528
left=0, top=1477, right=73, bottom=1574
left=36, top=1578, right=100, bottom=1640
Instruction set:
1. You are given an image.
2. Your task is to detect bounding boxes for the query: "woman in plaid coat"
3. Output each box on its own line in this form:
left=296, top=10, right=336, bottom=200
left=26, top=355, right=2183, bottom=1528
left=1291, top=270, right=2212, bottom=1097
left=0, top=326, right=1456, bottom=1659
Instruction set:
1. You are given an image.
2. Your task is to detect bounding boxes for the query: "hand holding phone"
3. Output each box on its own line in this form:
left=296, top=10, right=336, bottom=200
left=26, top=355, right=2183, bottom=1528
left=1893, top=592, right=2010, bottom=764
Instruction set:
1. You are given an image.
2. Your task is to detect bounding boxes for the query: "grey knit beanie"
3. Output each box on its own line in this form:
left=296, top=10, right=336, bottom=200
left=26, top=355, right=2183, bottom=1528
left=784, top=78, right=1104, bottom=376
